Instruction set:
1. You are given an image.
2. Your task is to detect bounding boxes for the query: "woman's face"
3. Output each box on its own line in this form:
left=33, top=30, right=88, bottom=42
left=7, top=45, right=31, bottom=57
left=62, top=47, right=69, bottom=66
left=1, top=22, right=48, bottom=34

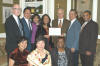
left=33, top=16, right=39, bottom=23
left=36, top=40, right=45, bottom=50
left=18, top=40, right=27, bottom=51
left=43, top=16, right=49, bottom=25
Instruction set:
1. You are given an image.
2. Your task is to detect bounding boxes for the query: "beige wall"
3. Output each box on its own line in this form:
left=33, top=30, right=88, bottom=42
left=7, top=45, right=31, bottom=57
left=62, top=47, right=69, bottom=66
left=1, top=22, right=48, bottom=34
left=76, top=0, right=93, bottom=17
left=54, top=0, right=67, bottom=19
left=0, top=0, right=19, bottom=33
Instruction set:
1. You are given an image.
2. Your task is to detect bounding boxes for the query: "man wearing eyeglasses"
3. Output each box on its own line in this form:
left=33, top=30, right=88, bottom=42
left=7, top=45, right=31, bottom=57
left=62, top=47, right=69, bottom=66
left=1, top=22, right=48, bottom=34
left=79, top=10, right=98, bottom=66
left=5, top=4, right=23, bottom=62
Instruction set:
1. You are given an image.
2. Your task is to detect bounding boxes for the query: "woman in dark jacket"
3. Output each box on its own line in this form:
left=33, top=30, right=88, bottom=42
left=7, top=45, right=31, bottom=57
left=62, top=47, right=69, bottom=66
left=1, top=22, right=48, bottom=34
left=50, top=37, right=72, bottom=66
left=36, top=14, right=54, bottom=51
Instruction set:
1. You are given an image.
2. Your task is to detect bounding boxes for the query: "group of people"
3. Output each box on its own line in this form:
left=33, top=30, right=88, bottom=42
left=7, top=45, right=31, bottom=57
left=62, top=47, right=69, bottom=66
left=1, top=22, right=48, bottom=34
left=5, top=4, right=98, bottom=66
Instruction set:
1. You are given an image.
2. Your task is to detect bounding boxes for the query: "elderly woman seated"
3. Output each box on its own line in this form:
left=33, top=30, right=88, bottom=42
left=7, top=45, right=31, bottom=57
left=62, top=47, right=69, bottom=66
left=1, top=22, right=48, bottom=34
left=9, top=37, right=29, bottom=66
left=27, top=36, right=52, bottom=66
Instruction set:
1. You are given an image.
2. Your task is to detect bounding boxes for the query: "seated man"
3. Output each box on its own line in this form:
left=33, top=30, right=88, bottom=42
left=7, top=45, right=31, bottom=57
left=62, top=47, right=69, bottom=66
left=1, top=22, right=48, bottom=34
left=50, top=37, right=71, bottom=66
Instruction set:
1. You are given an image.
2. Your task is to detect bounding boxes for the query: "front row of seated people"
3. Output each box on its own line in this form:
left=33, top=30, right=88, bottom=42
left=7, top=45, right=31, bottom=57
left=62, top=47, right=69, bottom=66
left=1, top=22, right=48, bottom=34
left=9, top=36, right=69, bottom=66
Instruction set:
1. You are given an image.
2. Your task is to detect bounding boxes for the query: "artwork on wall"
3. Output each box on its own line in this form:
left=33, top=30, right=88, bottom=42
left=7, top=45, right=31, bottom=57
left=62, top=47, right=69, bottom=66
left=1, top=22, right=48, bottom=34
left=3, top=0, right=13, bottom=4
left=2, top=7, right=12, bottom=24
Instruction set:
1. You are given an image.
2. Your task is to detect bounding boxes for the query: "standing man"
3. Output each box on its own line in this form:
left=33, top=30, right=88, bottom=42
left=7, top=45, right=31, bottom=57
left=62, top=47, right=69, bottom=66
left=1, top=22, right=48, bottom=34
left=79, top=10, right=98, bottom=66
left=21, top=7, right=32, bottom=52
left=65, top=9, right=81, bottom=66
left=52, top=8, right=70, bottom=47
left=5, top=4, right=23, bottom=58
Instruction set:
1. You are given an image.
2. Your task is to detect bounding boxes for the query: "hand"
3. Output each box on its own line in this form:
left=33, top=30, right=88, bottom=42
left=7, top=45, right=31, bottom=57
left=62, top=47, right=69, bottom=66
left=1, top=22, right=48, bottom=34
left=71, top=48, right=75, bottom=53
left=44, top=35, right=50, bottom=38
left=61, top=33, right=64, bottom=37
left=86, top=51, right=92, bottom=56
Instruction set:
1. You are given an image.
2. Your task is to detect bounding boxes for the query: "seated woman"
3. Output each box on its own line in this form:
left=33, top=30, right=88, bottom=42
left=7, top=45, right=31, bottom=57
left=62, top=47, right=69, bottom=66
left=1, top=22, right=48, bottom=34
left=9, top=37, right=29, bottom=66
left=36, top=14, right=54, bottom=51
left=50, top=37, right=71, bottom=66
left=27, top=36, right=51, bottom=66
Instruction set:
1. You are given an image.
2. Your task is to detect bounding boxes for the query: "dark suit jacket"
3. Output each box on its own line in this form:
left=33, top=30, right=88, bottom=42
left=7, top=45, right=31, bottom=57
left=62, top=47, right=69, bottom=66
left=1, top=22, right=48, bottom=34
left=21, top=18, right=32, bottom=51
left=79, top=19, right=98, bottom=54
left=52, top=18, right=70, bottom=34
left=5, top=15, right=22, bottom=54
left=50, top=48, right=71, bottom=66
left=52, top=19, right=70, bottom=47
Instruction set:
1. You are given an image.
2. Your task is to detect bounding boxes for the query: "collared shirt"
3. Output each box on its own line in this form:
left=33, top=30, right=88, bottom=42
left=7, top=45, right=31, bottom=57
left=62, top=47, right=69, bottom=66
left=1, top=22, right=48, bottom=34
left=58, top=18, right=64, bottom=26
left=13, top=14, right=19, bottom=26
left=68, top=18, right=76, bottom=30
left=24, top=17, right=32, bottom=30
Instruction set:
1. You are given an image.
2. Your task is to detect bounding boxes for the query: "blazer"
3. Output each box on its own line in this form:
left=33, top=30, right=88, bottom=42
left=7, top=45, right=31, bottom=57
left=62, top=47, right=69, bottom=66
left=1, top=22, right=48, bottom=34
left=50, top=48, right=71, bottom=66
left=66, top=19, right=81, bottom=50
left=79, top=19, right=98, bottom=54
left=52, top=19, right=70, bottom=47
left=5, top=15, right=22, bottom=54
left=21, top=18, right=32, bottom=51
left=52, top=18, right=70, bottom=34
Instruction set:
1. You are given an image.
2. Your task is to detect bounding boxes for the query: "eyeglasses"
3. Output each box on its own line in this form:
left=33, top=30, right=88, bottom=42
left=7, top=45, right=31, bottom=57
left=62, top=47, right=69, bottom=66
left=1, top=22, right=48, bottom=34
left=13, top=8, right=21, bottom=11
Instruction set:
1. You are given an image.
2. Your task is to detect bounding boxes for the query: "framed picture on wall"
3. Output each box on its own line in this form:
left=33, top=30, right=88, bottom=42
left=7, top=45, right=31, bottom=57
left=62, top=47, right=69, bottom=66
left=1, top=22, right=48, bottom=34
left=2, top=7, right=12, bottom=24
left=3, top=0, right=13, bottom=4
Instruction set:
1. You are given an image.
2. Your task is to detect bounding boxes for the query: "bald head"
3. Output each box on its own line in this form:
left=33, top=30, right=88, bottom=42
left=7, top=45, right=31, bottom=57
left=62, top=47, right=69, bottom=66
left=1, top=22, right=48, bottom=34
left=57, top=8, right=64, bottom=19
left=12, top=4, right=21, bottom=16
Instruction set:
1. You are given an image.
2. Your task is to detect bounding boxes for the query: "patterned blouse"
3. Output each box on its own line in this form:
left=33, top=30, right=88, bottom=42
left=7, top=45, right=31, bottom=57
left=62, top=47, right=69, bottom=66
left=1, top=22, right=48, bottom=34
left=58, top=51, right=68, bottom=66
left=27, top=49, right=52, bottom=66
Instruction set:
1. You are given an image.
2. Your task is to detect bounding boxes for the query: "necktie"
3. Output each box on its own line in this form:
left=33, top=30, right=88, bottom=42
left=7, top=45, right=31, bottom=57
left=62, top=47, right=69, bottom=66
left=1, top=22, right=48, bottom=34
left=28, top=20, right=32, bottom=31
left=18, top=18, right=23, bottom=36
left=58, top=20, right=62, bottom=28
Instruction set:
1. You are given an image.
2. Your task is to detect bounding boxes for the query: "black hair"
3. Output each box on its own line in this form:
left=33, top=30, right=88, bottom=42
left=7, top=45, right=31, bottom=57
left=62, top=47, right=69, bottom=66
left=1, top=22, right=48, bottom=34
left=31, top=14, right=41, bottom=22
left=41, top=14, right=51, bottom=27
left=17, top=36, right=27, bottom=44
left=35, top=35, right=46, bottom=44
left=84, top=10, right=91, bottom=15
left=23, top=7, right=31, bottom=13
left=70, top=9, right=77, bottom=14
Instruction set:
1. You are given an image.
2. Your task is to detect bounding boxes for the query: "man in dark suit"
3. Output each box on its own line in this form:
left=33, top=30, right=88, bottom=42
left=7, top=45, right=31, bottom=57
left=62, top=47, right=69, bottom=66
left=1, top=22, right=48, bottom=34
left=65, top=9, right=81, bottom=66
left=21, top=7, right=32, bottom=52
left=79, top=10, right=98, bottom=66
left=52, top=8, right=70, bottom=47
left=5, top=4, right=23, bottom=60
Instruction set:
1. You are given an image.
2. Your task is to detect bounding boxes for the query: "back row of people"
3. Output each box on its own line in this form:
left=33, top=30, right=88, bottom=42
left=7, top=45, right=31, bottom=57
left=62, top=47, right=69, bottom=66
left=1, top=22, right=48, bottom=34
left=5, top=4, right=98, bottom=66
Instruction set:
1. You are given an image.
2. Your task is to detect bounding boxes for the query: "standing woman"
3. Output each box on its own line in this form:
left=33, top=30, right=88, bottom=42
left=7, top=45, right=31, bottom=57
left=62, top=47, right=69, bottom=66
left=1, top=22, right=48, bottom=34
left=31, top=14, right=41, bottom=50
left=36, top=14, right=54, bottom=51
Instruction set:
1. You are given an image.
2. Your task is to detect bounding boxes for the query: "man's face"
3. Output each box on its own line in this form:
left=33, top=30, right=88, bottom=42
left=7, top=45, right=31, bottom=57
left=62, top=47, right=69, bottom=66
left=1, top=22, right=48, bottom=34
left=83, top=12, right=91, bottom=21
left=57, top=9, right=64, bottom=19
left=24, top=9, right=31, bottom=19
left=12, top=4, right=21, bottom=16
left=69, top=11, right=77, bottom=21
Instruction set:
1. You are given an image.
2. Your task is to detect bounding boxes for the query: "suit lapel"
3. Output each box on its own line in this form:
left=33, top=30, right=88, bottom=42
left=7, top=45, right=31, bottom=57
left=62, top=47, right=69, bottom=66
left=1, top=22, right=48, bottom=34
left=11, top=15, right=21, bottom=35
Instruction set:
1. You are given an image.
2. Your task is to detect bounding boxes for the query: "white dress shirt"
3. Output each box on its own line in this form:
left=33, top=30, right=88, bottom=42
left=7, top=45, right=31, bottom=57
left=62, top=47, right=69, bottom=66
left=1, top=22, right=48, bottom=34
left=13, top=14, right=19, bottom=26
left=24, top=17, right=32, bottom=30
left=68, top=18, right=76, bottom=30
left=58, top=18, right=64, bottom=26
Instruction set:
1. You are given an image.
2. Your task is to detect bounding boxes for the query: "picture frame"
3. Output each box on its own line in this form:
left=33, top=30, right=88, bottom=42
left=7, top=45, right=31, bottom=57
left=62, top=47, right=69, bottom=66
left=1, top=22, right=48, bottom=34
left=2, top=7, right=12, bottom=24
left=3, top=0, right=13, bottom=4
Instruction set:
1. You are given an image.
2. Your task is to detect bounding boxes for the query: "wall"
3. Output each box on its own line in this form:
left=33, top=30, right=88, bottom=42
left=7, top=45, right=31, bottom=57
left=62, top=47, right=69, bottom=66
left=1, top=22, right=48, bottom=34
left=54, top=0, right=67, bottom=19
left=0, top=0, right=19, bottom=33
